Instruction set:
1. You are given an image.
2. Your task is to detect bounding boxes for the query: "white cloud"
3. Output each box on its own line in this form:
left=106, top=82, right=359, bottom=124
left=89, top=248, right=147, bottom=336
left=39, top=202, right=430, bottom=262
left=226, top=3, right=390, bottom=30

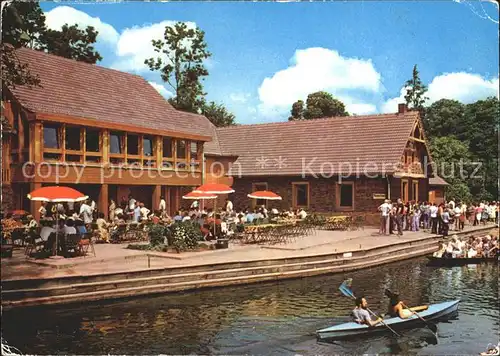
left=148, top=81, right=173, bottom=98
left=257, top=47, right=382, bottom=118
left=112, top=21, right=197, bottom=72
left=44, top=6, right=119, bottom=45
left=229, top=92, right=250, bottom=103
left=382, top=72, right=499, bottom=113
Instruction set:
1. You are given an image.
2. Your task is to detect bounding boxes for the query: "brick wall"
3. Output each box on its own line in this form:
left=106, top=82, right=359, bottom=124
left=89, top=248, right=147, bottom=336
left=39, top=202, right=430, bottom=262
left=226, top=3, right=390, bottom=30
left=1, top=184, right=14, bottom=212
left=231, top=176, right=388, bottom=213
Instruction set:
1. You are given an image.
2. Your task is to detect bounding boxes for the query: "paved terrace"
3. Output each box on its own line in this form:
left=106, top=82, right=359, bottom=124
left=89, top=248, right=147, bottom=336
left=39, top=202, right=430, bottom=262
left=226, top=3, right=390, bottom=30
left=1, top=224, right=496, bottom=281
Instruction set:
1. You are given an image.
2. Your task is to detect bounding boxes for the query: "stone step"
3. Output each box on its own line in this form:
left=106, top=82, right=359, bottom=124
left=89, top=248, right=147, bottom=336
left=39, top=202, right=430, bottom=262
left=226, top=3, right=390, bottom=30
left=1, top=244, right=438, bottom=309
left=2, top=239, right=438, bottom=302
left=2, top=235, right=439, bottom=291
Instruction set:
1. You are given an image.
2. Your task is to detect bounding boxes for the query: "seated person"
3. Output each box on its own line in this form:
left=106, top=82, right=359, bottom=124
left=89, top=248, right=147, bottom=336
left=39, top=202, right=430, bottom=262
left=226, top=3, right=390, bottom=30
left=62, top=218, right=77, bottom=235
left=96, top=212, right=110, bottom=243
left=297, top=208, right=307, bottom=219
left=74, top=219, right=88, bottom=236
left=245, top=210, right=255, bottom=224
left=40, top=220, right=55, bottom=242
left=173, top=211, right=183, bottom=222
left=182, top=212, right=191, bottom=222
left=384, top=290, right=413, bottom=319
left=433, top=242, right=446, bottom=257
left=352, top=296, right=383, bottom=327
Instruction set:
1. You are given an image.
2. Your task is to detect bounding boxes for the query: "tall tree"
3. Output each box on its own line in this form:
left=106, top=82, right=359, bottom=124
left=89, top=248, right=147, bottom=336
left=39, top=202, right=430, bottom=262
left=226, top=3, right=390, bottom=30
left=429, top=136, right=473, bottom=202
left=424, top=99, right=464, bottom=138
left=288, top=91, right=348, bottom=121
left=1, top=2, right=102, bottom=64
left=1, top=44, right=40, bottom=88
left=145, top=22, right=211, bottom=113
left=404, top=65, right=428, bottom=112
left=42, top=24, right=102, bottom=64
left=201, top=102, right=236, bottom=127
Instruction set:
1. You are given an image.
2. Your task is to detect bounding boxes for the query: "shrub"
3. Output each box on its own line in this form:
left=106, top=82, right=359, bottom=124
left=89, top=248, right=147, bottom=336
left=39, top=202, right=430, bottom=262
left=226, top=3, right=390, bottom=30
left=169, top=222, right=199, bottom=251
left=149, top=224, right=167, bottom=246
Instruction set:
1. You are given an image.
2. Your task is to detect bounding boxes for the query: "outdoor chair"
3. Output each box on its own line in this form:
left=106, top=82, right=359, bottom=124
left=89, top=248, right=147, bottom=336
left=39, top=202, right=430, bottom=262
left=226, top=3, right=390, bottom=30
left=63, top=234, right=82, bottom=257
left=79, top=232, right=96, bottom=257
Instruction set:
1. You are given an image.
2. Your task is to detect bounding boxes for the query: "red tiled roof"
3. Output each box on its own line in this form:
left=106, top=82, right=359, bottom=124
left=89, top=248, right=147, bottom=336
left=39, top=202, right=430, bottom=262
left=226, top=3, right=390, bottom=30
left=10, top=48, right=215, bottom=141
left=429, top=176, right=449, bottom=186
left=215, top=112, right=420, bottom=176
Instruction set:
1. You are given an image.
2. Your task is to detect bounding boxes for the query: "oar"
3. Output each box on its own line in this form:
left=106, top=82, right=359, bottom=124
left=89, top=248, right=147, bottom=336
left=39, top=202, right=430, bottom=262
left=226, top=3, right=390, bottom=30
left=386, top=289, right=439, bottom=338
left=339, top=280, right=401, bottom=337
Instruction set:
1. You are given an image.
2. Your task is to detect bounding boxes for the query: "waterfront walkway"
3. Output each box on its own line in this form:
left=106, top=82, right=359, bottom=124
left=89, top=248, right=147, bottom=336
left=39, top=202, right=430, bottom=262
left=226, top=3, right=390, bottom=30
left=2, top=224, right=495, bottom=281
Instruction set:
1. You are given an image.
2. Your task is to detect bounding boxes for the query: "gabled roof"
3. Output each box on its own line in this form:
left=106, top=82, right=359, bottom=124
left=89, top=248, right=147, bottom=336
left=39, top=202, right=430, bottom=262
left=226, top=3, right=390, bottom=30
left=429, top=176, right=449, bottom=186
left=9, top=48, right=214, bottom=141
left=215, top=111, right=420, bottom=176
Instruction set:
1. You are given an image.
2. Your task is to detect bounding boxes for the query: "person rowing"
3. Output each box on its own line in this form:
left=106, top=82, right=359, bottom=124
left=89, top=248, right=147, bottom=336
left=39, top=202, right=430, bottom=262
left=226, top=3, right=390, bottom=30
left=352, top=296, right=384, bottom=327
left=385, top=290, right=416, bottom=319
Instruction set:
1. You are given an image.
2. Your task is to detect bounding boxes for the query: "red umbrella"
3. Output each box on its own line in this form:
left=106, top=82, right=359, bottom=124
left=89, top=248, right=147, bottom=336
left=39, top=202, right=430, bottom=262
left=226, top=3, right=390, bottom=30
left=247, top=190, right=282, bottom=200
left=27, top=186, right=88, bottom=257
left=192, top=183, right=234, bottom=238
left=182, top=191, right=218, bottom=200
left=193, top=183, right=235, bottom=195
left=8, top=210, right=30, bottom=216
left=27, top=186, right=88, bottom=202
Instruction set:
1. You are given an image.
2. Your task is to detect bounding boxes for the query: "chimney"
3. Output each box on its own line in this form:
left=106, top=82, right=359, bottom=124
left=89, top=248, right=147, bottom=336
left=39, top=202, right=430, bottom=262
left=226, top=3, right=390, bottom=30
left=398, top=103, right=408, bottom=114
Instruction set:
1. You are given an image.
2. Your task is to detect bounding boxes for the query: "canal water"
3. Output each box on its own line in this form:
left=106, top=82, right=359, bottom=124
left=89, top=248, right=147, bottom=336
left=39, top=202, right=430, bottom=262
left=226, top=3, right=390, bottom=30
left=2, top=257, right=498, bottom=355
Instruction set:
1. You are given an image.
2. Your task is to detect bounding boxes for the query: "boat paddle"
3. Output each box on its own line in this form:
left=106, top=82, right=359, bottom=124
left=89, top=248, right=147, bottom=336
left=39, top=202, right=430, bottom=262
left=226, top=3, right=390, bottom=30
left=339, top=279, right=401, bottom=337
left=385, top=288, right=439, bottom=338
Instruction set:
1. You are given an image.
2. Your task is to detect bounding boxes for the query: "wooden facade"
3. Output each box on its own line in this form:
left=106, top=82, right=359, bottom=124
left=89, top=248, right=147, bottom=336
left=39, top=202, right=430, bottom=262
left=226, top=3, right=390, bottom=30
left=1, top=95, right=219, bottom=220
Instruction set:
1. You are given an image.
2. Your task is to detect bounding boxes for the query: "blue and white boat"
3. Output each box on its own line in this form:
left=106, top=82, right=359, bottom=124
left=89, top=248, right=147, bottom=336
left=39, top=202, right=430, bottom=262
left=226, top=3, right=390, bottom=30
left=316, top=300, right=460, bottom=340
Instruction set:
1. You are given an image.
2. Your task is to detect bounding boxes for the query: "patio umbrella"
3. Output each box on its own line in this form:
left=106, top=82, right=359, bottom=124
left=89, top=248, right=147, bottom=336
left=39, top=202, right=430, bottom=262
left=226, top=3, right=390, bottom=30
left=27, top=186, right=88, bottom=257
left=193, top=183, right=235, bottom=238
left=247, top=190, right=282, bottom=200
left=182, top=191, right=217, bottom=211
left=8, top=210, right=30, bottom=216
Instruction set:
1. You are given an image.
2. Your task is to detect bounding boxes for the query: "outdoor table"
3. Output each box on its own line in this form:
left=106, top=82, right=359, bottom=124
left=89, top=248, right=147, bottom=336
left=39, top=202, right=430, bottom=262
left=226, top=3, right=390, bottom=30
left=326, top=215, right=352, bottom=230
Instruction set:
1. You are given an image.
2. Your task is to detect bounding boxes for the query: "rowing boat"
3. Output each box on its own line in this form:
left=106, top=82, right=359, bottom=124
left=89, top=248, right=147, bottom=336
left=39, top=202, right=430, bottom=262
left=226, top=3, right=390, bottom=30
left=316, top=300, right=460, bottom=340
left=427, top=255, right=499, bottom=266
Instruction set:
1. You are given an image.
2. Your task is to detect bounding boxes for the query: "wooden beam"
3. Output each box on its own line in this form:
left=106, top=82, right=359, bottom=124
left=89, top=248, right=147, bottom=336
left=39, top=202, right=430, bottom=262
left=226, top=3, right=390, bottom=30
left=98, top=184, right=109, bottom=220
left=152, top=185, right=161, bottom=212
left=17, top=110, right=24, bottom=162
left=102, top=129, right=109, bottom=164
left=33, top=122, right=42, bottom=162
left=35, top=112, right=212, bottom=142
left=30, top=182, right=41, bottom=221
left=409, top=137, right=426, bottom=143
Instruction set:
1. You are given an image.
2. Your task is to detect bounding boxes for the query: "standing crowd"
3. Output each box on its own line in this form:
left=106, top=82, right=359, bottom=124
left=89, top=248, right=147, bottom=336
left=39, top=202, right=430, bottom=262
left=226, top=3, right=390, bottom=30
left=378, top=199, right=499, bottom=236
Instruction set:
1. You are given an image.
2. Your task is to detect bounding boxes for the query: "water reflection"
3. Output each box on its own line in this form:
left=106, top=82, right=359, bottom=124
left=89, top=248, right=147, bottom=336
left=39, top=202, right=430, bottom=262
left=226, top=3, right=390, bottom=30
left=2, top=258, right=498, bottom=355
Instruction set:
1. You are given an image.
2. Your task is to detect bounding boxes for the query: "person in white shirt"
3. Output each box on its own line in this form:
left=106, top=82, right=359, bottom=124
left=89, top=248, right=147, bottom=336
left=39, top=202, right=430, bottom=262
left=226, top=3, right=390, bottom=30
left=261, top=205, right=268, bottom=218
left=79, top=201, right=93, bottom=224
left=128, top=195, right=136, bottom=211
left=190, top=200, right=199, bottom=210
left=453, top=205, right=461, bottom=231
left=38, top=202, right=47, bottom=219
left=448, top=200, right=455, bottom=210
left=139, top=203, right=150, bottom=221
left=297, top=208, right=307, bottom=219
left=271, top=208, right=279, bottom=216
left=40, top=221, right=55, bottom=241
left=429, top=203, right=439, bottom=234
left=225, top=199, right=233, bottom=213
left=62, top=219, right=77, bottom=235
left=159, top=197, right=167, bottom=212
left=378, top=199, right=391, bottom=235
left=182, top=212, right=191, bottom=222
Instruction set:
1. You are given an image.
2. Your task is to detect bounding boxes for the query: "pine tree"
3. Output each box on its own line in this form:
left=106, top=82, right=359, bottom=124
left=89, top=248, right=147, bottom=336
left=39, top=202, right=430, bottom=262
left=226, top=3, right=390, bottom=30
left=404, top=65, right=429, bottom=111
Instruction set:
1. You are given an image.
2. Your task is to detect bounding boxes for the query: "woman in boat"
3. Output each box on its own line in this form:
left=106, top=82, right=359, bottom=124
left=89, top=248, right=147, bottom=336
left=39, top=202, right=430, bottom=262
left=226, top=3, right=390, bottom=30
left=384, top=290, right=413, bottom=319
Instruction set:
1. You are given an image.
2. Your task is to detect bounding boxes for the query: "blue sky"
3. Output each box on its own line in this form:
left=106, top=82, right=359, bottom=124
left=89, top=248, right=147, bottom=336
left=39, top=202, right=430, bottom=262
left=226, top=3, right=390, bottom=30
left=41, top=1, right=499, bottom=124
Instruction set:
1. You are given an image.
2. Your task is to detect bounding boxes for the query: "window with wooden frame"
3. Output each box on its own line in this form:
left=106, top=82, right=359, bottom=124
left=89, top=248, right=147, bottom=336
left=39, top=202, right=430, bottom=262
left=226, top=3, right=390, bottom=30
left=412, top=181, right=419, bottom=202
left=84, top=128, right=102, bottom=163
left=109, top=131, right=125, bottom=165
left=292, top=182, right=309, bottom=209
left=176, top=139, right=188, bottom=170
left=252, top=182, right=268, bottom=207
left=401, top=179, right=409, bottom=202
left=142, top=135, right=156, bottom=167
left=189, top=141, right=201, bottom=171
left=42, top=123, right=62, bottom=161
left=126, top=133, right=140, bottom=166
left=162, top=137, right=174, bottom=169
left=64, top=125, right=83, bottom=163
left=336, top=182, right=354, bottom=211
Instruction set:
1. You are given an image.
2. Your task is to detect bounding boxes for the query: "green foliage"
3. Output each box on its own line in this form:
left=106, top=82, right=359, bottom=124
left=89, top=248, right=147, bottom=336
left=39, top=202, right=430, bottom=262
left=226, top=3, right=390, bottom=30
left=148, top=224, right=167, bottom=246
left=404, top=65, right=428, bottom=112
left=42, top=24, right=102, bottom=64
left=289, top=92, right=348, bottom=121
left=1, top=2, right=102, bottom=88
left=201, top=101, right=236, bottom=127
left=169, top=222, right=200, bottom=251
left=424, top=99, right=464, bottom=138
left=145, top=22, right=211, bottom=113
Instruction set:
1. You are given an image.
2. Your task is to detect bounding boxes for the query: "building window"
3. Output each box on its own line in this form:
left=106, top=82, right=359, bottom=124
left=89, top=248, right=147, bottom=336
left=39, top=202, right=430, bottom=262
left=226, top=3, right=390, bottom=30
left=127, top=134, right=139, bottom=156
left=177, top=140, right=186, bottom=159
left=86, top=129, right=100, bottom=152
left=401, top=179, right=409, bottom=202
left=412, top=181, right=419, bottom=201
left=65, top=126, right=81, bottom=151
left=292, top=182, right=309, bottom=208
left=252, top=182, right=268, bottom=207
left=110, top=131, right=124, bottom=154
left=162, top=137, right=173, bottom=169
left=338, top=183, right=354, bottom=209
left=43, top=124, right=60, bottom=149
left=143, top=136, right=154, bottom=157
